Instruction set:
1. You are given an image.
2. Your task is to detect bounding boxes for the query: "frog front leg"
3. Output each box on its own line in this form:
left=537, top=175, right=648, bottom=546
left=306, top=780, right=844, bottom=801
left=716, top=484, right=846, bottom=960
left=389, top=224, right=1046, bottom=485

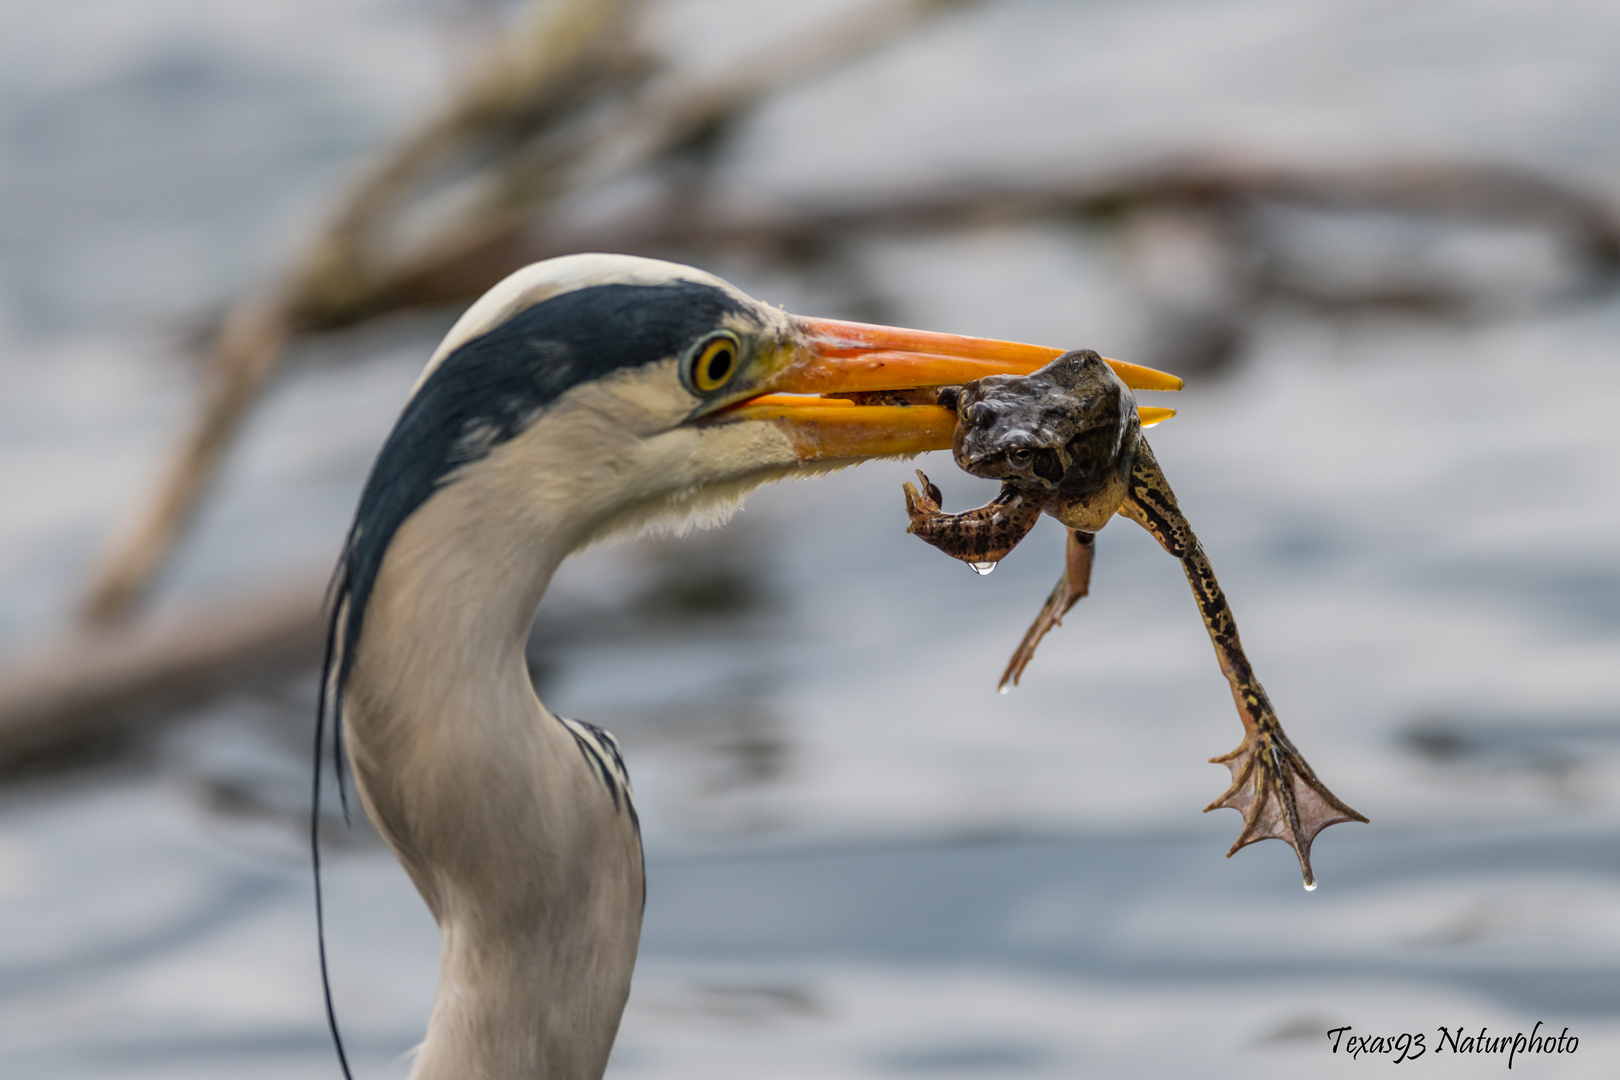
left=903, top=470, right=1044, bottom=568
left=1118, top=440, right=1366, bottom=888
left=998, top=530, right=1096, bottom=691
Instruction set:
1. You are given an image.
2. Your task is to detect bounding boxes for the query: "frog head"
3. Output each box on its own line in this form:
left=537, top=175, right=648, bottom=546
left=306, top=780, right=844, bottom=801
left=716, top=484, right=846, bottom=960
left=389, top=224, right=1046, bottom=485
left=951, top=349, right=1139, bottom=496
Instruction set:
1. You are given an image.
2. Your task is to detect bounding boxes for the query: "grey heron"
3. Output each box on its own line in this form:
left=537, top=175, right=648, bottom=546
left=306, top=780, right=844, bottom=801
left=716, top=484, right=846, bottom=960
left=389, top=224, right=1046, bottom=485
left=316, top=253, right=1180, bottom=1079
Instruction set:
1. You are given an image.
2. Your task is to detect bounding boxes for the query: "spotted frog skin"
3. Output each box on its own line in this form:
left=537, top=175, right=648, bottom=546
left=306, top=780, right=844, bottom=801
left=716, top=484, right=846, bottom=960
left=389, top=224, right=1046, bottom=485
left=903, top=349, right=1366, bottom=887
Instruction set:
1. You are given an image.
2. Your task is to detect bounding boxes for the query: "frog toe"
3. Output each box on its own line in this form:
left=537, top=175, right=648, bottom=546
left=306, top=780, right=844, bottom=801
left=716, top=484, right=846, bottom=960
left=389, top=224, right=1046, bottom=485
left=902, top=470, right=945, bottom=532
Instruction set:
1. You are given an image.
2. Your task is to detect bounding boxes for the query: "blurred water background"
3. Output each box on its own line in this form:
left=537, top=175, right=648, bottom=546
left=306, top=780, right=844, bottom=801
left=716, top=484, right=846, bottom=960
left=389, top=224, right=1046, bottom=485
left=2, top=0, right=1619, bottom=1076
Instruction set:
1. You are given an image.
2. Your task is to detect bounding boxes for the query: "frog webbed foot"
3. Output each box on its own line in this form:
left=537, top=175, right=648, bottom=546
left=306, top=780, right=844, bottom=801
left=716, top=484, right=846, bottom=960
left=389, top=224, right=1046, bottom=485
left=903, top=470, right=1043, bottom=568
left=1206, top=723, right=1369, bottom=889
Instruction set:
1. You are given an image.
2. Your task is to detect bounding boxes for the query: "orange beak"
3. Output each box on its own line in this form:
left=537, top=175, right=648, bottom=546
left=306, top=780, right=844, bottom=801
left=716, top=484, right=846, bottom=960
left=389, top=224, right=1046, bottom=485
left=712, top=315, right=1181, bottom=462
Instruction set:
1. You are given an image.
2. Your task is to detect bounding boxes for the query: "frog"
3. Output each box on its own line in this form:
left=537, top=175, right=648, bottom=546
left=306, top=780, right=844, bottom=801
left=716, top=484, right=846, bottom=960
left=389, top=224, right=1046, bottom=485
left=903, top=349, right=1366, bottom=888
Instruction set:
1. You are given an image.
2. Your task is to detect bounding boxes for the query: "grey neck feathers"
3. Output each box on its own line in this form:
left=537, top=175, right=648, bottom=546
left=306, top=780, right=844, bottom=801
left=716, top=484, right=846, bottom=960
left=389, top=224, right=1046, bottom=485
left=340, top=427, right=645, bottom=1080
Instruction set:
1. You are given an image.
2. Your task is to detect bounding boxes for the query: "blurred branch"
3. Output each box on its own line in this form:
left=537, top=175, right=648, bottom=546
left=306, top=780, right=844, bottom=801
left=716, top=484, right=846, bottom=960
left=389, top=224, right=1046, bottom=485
left=531, top=155, right=1620, bottom=257
left=78, top=289, right=295, bottom=626
left=0, top=581, right=325, bottom=768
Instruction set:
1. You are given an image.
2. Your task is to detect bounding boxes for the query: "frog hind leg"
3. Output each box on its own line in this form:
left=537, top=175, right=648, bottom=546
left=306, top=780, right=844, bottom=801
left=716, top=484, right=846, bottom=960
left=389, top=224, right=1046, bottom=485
left=1117, top=440, right=1367, bottom=887
left=998, top=530, right=1096, bottom=691
left=903, top=470, right=1043, bottom=566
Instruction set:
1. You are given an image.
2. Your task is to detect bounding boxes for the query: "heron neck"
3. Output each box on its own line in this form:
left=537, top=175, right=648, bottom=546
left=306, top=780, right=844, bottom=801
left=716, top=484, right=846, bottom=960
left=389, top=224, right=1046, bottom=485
left=342, top=474, right=643, bottom=1080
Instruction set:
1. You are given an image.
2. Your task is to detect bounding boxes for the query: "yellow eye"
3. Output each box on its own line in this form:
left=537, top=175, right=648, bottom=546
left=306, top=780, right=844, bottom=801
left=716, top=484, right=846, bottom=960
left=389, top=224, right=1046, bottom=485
left=689, top=333, right=740, bottom=393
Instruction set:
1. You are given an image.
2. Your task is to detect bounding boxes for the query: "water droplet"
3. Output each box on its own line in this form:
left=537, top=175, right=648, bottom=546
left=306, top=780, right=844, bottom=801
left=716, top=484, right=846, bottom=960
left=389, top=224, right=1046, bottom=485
left=997, top=684, right=1011, bottom=696
left=1303, top=879, right=1318, bottom=892
left=969, top=561, right=996, bottom=576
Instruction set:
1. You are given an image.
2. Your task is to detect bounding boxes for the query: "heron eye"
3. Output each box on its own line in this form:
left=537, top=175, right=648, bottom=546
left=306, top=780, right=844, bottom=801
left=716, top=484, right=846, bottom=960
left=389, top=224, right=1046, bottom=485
left=689, top=334, right=740, bottom=393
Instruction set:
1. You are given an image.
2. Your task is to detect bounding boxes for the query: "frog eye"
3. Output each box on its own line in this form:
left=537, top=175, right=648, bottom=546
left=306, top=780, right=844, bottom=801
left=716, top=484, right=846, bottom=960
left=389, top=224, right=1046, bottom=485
left=685, top=331, right=743, bottom=394
left=1009, top=448, right=1034, bottom=465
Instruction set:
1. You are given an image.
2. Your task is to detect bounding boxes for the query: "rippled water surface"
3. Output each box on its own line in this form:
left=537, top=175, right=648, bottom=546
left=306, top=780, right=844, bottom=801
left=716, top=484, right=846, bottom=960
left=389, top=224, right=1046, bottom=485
left=2, top=0, right=1619, bottom=1076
